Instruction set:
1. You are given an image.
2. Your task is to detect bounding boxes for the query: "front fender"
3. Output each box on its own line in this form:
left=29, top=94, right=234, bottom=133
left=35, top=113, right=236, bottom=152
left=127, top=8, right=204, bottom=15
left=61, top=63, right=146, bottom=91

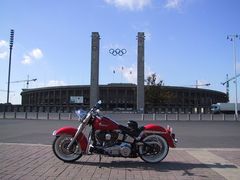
left=52, top=126, right=88, bottom=152
left=142, top=124, right=176, bottom=148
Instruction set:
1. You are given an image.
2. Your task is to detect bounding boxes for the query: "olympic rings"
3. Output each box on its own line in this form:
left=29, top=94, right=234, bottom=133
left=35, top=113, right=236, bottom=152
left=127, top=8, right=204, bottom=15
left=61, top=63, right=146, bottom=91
left=109, top=48, right=127, bottom=56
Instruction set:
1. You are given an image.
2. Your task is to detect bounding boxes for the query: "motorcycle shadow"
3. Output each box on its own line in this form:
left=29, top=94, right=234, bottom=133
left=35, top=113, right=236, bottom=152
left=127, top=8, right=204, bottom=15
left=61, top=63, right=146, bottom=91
left=70, top=158, right=237, bottom=172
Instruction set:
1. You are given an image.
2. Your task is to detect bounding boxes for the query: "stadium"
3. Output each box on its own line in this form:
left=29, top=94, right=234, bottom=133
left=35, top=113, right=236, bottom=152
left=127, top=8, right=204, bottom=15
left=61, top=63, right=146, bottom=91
left=18, top=83, right=228, bottom=113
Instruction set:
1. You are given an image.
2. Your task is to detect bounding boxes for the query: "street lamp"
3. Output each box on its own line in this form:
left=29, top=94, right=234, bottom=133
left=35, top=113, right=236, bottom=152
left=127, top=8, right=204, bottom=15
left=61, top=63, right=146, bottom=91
left=7, top=29, right=14, bottom=104
left=227, top=34, right=239, bottom=119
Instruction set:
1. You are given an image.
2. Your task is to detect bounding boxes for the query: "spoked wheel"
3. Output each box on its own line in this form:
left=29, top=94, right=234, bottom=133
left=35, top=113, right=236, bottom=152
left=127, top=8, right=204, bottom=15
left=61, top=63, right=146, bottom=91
left=139, top=135, right=169, bottom=163
left=52, top=134, right=82, bottom=162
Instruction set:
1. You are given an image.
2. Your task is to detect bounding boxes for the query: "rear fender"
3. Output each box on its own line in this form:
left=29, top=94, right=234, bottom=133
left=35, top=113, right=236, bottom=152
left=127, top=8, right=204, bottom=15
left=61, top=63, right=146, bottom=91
left=142, top=124, right=176, bottom=148
left=53, top=126, right=88, bottom=152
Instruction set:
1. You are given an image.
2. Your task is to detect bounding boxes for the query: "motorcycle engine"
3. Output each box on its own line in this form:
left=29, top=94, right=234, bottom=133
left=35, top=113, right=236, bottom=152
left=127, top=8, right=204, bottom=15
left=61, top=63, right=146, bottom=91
left=95, top=131, right=119, bottom=145
left=119, top=143, right=131, bottom=157
left=95, top=131, right=132, bottom=157
left=104, top=143, right=131, bottom=157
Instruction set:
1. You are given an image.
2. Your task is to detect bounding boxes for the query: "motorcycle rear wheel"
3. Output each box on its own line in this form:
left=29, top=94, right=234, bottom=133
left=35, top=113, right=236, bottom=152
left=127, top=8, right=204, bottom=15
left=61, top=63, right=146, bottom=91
left=139, top=134, right=169, bottom=163
left=52, top=134, right=82, bottom=162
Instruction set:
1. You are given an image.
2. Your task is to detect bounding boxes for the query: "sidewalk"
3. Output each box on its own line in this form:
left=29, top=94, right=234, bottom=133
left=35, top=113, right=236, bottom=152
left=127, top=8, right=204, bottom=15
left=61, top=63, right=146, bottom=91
left=0, top=143, right=240, bottom=180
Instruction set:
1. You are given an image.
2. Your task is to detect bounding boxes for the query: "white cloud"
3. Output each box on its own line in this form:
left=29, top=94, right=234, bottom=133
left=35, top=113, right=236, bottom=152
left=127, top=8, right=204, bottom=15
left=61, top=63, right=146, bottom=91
left=104, top=0, right=152, bottom=10
left=47, top=80, right=66, bottom=87
left=0, top=40, right=8, bottom=60
left=113, top=64, right=162, bottom=84
left=21, top=48, right=43, bottom=65
left=117, top=65, right=137, bottom=84
left=164, top=0, right=184, bottom=9
left=0, top=52, right=8, bottom=59
left=21, top=55, right=32, bottom=64
left=0, top=40, right=8, bottom=47
left=30, top=48, right=43, bottom=59
left=34, top=80, right=66, bottom=88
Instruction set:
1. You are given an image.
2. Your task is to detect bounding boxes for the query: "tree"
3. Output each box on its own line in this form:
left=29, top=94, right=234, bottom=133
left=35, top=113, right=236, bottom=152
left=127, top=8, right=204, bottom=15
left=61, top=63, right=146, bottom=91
left=145, top=73, right=175, bottom=112
left=145, top=73, right=163, bottom=86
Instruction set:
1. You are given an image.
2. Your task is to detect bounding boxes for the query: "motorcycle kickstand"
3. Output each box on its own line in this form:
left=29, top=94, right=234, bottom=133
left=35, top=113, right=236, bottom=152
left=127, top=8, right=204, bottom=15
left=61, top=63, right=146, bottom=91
left=98, top=155, right=102, bottom=168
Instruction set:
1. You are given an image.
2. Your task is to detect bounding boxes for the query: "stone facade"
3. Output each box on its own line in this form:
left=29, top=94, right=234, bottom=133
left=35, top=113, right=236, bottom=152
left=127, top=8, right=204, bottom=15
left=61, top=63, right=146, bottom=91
left=90, top=32, right=100, bottom=107
left=137, top=32, right=145, bottom=113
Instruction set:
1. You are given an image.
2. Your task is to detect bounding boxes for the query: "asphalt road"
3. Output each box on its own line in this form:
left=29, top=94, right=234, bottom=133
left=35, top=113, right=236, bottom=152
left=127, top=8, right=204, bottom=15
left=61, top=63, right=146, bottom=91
left=0, top=119, right=240, bottom=148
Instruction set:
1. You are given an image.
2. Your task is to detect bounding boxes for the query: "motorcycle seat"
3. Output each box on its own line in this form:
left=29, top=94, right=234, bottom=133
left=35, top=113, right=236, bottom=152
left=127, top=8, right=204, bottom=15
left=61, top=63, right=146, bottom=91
left=119, top=124, right=144, bottom=137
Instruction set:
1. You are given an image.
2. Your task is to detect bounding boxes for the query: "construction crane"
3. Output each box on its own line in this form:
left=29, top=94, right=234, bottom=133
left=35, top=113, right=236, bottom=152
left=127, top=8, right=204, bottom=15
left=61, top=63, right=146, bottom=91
left=0, top=89, right=15, bottom=92
left=10, top=75, right=37, bottom=89
left=195, top=81, right=211, bottom=88
left=221, top=73, right=240, bottom=99
left=221, top=73, right=240, bottom=85
left=186, top=80, right=211, bottom=88
left=221, top=74, right=230, bottom=99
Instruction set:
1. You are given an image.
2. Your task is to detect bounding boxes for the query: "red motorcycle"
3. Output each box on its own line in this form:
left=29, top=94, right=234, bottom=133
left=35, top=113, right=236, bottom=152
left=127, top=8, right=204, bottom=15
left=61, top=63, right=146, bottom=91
left=52, top=100, right=177, bottom=163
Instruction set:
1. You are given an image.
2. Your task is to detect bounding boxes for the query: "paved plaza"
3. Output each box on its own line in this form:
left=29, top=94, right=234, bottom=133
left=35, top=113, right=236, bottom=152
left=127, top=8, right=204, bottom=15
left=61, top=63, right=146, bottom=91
left=0, top=119, right=240, bottom=179
left=0, top=143, right=240, bottom=180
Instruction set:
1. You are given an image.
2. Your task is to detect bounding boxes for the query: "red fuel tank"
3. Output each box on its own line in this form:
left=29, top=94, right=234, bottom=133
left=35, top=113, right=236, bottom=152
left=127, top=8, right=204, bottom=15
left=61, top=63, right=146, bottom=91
left=93, top=116, right=119, bottom=131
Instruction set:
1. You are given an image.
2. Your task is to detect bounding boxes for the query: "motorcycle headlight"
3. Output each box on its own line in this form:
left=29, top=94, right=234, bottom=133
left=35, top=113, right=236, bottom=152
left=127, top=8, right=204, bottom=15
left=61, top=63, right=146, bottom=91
left=75, top=109, right=87, bottom=122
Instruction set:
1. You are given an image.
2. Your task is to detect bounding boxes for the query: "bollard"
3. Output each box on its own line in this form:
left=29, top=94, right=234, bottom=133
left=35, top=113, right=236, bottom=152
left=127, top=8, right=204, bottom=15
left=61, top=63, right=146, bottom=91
left=153, top=113, right=156, bottom=121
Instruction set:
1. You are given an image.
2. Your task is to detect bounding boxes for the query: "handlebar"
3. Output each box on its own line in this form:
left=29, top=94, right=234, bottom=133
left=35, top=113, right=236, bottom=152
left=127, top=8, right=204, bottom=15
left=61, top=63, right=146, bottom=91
left=93, top=100, right=102, bottom=109
left=75, top=100, right=102, bottom=121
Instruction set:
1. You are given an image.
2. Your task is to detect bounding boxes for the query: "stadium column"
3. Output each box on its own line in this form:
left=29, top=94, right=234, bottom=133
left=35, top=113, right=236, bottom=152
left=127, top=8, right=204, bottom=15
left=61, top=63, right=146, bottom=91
left=137, top=32, right=145, bottom=113
left=90, top=32, right=100, bottom=108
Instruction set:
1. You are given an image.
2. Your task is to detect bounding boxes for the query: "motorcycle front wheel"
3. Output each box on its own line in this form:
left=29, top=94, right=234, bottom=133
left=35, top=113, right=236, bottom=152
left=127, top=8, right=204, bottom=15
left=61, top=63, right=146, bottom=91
left=139, top=134, right=169, bottom=163
left=52, top=134, right=82, bottom=162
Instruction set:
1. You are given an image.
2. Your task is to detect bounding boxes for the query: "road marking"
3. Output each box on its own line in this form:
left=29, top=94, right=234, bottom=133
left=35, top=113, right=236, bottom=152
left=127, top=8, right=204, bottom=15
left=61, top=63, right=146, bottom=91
left=187, top=150, right=240, bottom=180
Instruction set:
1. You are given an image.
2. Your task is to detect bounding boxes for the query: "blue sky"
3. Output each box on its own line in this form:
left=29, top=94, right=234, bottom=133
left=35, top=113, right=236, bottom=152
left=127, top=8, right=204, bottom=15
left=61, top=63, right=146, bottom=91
left=0, top=0, right=240, bottom=104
